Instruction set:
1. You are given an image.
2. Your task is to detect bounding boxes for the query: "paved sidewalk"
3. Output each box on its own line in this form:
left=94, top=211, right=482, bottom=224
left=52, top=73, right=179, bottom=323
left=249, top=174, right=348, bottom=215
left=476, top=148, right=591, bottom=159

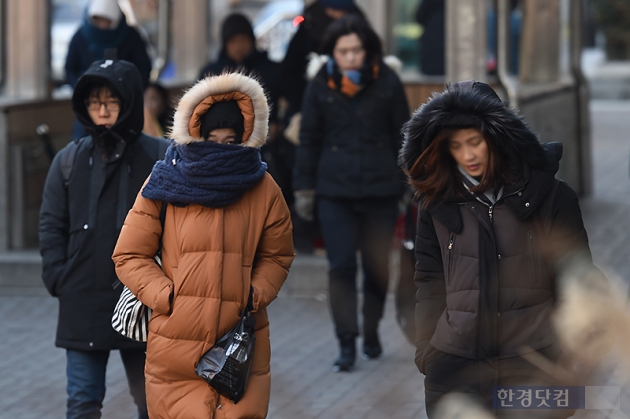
left=1, top=100, right=630, bottom=418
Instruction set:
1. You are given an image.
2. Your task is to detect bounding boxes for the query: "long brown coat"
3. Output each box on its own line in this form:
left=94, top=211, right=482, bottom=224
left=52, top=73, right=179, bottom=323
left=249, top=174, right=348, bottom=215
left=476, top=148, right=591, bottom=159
left=113, top=171, right=293, bottom=418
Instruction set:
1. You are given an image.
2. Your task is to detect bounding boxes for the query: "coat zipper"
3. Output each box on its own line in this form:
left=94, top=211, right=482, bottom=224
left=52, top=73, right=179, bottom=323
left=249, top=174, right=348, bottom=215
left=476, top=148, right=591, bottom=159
left=471, top=187, right=523, bottom=219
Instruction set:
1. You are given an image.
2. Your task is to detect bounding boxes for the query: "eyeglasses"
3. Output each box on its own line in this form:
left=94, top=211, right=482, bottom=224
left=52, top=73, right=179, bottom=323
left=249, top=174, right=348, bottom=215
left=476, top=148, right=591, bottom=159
left=85, top=99, right=120, bottom=112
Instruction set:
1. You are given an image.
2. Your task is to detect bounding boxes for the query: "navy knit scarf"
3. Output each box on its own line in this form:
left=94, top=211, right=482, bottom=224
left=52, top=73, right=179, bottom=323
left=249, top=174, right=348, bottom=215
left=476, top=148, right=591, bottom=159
left=142, top=141, right=267, bottom=208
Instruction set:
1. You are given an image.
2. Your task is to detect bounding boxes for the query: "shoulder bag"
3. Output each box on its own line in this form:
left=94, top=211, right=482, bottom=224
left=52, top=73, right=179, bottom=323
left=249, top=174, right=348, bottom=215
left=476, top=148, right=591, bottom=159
left=195, top=287, right=256, bottom=403
left=111, top=201, right=167, bottom=342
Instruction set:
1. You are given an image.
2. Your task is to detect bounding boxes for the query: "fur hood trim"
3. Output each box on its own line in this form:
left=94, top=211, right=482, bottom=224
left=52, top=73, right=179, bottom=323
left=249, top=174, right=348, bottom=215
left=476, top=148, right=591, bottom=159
left=399, top=81, right=549, bottom=177
left=171, top=72, right=269, bottom=148
left=306, top=54, right=403, bottom=80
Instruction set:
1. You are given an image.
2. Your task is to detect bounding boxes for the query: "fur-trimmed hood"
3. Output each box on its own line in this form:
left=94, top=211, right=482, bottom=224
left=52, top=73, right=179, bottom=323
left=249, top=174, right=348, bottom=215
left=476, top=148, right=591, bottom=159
left=399, top=80, right=552, bottom=177
left=399, top=80, right=563, bottom=223
left=171, top=72, right=269, bottom=148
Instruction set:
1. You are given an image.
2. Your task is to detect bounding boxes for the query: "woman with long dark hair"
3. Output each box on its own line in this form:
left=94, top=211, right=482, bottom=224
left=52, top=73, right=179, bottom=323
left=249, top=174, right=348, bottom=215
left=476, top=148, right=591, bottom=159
left=399, top=80, right=594, bottom=418
left=293, top=15, right=409, bottom=372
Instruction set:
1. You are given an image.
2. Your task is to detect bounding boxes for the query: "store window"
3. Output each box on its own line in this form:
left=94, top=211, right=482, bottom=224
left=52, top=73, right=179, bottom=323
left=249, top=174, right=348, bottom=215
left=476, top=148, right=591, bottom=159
left=394, top=0, right=422, bottom=72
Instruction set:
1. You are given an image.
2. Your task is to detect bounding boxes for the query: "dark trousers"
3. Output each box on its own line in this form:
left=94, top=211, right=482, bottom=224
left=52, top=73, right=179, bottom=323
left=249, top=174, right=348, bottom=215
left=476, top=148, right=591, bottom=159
left=423, top=346, right=574, bottom=419
left=66, top=348, right=148, bottom=419
left=317, top=196, right=398, bottom=340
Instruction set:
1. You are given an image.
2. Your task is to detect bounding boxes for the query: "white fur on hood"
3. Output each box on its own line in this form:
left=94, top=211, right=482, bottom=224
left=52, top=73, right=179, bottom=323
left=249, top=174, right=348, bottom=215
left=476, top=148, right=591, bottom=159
left=171, top=72, right=269, bottom=148
left=88, top=0, right=122, bottom=29
left=306, top=54, right=403, bottom=80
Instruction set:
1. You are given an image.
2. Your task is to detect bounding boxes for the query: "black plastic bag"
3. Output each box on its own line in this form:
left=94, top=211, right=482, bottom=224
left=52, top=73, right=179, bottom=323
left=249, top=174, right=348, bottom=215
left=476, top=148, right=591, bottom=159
left=195, top=306, right=256, bottom=403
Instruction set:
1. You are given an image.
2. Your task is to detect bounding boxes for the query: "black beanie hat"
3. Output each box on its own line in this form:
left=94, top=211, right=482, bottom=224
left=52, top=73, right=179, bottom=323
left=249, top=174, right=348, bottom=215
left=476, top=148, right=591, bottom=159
left=221, top=13, right=255, bottom=46
left=200, top=101, right=245, bottom=143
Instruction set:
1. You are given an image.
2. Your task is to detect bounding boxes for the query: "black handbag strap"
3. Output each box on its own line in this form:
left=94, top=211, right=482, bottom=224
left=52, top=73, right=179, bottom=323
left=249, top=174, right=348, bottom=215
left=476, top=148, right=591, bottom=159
left=156, top=201, right=168, bottom=259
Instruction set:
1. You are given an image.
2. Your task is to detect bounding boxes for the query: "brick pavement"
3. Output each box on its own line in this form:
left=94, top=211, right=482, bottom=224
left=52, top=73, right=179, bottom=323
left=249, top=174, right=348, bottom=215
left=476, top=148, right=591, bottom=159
left=1, top=101, right=630, bottom=418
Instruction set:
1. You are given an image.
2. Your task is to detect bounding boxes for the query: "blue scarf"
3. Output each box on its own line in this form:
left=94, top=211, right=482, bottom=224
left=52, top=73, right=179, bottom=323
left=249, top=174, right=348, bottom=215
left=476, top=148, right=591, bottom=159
left=142, top=141, right=267, bottom=208
left=80, top=12, right=130, bottom=60
left=325, top=59, right=379, bottom=97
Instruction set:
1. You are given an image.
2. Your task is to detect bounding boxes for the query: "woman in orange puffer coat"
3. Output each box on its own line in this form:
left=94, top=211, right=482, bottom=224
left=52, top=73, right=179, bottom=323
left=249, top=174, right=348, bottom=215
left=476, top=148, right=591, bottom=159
left=112, top=72, right=294, bottom=418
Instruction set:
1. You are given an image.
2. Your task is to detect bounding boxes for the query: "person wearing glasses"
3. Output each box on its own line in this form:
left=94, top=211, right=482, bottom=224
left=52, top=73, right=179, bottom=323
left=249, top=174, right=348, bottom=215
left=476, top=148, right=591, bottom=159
left=293, top=15, right=409, bottom=372
left=39, top=59, right=168, bottom=419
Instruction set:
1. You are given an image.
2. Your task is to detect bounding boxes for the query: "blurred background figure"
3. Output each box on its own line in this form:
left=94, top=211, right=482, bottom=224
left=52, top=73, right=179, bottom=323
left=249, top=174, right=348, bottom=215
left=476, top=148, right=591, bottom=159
left=293, top=15, right=409, bottom=373
left=198, top=13, right=296, bottom=207
left=65, top=0, right=151, bottom=88
left=281, top=0, right=364, bottom=254
left=142, top=82, right=173, bottom=138
left=414, top=0, right=445, bottom=75
left=487, top=0, right=522, bottom=75
left=281, top=0, right=364, bottom=119
left=65, top=0, right=152, bottom=140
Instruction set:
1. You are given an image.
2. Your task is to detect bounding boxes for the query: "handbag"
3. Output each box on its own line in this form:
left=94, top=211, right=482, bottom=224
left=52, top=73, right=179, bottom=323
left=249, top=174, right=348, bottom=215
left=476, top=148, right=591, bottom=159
left=111, top=285, right=152, bottom=342
left=195, top=288, right=256, bottom=404
left=111, top=201, right=167, bottom=342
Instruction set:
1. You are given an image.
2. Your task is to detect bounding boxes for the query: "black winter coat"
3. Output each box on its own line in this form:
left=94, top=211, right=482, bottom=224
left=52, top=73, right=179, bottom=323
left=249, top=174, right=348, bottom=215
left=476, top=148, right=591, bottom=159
left=294, top=60, right=409, bottom=198
left=39, top=60, right=168, bottom=350
left=198, top=49, right=281, bottom=122
left=399, top=82, right=596, bottom=378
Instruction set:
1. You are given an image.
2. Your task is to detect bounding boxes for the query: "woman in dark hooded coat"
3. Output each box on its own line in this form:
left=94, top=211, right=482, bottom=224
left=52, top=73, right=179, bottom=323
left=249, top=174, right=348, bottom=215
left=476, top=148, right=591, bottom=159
left=293, top=15, right=409, bottom=373
left=399, top=81, right=595, bottom=418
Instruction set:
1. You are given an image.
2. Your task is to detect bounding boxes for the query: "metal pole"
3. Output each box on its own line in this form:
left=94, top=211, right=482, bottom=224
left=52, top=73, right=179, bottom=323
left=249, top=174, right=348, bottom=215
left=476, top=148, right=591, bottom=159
left=571, top=0, right=592, bottom=196
left=445, top=0, right=488, bottom=83
left=151, top=0, right=171, bottom=81
left=497, top=0, right=518, bottom=106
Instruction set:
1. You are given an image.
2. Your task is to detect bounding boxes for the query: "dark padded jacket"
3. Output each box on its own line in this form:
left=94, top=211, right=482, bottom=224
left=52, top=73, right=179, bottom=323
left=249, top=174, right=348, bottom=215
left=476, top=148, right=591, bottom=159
left=65, top=13, right=151, bottom=88
left=198, top=49, right=281, bottom=122
left=39, top=60, right=168, bottom=350
left=399, top=82, right=595, bottom=374
left=294, top=59, right=409, bottom=198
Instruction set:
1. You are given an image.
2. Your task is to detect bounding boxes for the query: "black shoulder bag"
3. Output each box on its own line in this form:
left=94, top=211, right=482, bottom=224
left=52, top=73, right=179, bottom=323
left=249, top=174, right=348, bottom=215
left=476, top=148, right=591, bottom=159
left=195, top=287, right=256, bottom=404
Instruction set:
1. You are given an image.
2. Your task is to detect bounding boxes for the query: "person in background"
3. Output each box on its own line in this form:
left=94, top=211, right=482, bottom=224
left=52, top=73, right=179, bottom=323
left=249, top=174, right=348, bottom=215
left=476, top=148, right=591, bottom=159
left=281, top=0, right=364, bottom=254
left=281, top=0, right=364, bottom=119
left=399, top=81, right=592, bottom=418
left=143, top=82, right=174, bottom=138
left=39, top=59, right=168, bottom=419
left=65, top=0, right=152, bottom=141
left=415, top=0, right=445, bottom=76
left=65, top=0, right=151, bottom=89
left=198, top=13, right=294, bottom=205
left=112, top=72, right=294, bottom=418
left=293, top=15, right=409, bottom=372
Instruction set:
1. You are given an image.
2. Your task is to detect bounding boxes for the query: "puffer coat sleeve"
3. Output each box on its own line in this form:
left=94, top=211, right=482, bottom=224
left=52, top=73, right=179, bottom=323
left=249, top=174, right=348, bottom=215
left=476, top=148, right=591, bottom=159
left=413, top=207, right=447, bottom=373
left=39, top=151, right=70, bottom=296
left=110, top=190, right=174, bottom=315
left=250, top=188, right=295, bottom=311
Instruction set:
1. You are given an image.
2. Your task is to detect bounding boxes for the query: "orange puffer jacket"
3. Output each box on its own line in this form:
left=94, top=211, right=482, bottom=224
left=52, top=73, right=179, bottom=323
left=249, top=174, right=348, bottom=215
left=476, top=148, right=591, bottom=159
left=112, top=171, right=294, bottom=418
